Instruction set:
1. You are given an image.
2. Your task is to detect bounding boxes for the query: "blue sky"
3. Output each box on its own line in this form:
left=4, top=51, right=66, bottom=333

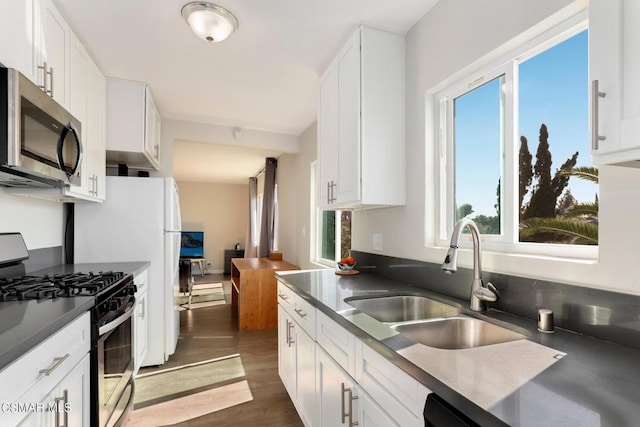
left=455, top=30, right=596, bottom=218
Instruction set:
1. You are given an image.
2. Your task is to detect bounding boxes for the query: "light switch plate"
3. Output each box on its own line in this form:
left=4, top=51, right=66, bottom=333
left=373, top=233, right=383, bottom=251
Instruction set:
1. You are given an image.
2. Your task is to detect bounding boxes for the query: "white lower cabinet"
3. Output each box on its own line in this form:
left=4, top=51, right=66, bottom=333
left=278, top=305, right=316, bottom=426
left=317, top=347, right=397, bottom=427
left=0, top=312, right=91, bottom=427
left=134, top=270, right=149, bottom=375
left=277, top=280, right=429, bottom=427
left=20, top=353, right=91, bottom=427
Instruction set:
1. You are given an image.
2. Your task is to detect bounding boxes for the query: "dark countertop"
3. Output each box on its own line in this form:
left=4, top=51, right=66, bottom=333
left=276, top=269, right=640, bottom=427
left=0, top=262, right=150, bottom=372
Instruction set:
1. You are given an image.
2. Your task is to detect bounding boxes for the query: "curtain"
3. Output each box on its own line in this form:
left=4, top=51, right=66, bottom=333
left=258, top=157, right=277, bottom=258
left=244, top=177, right=258, bottom=258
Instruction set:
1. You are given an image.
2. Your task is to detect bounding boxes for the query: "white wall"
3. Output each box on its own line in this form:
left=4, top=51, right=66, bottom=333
left=0, top=189, right=63, bottom=250
left=277, top=122, right=318, bottom=269
left=352, top=0, right=640, bottom=295
left=177, top=181, right=248, bottom=273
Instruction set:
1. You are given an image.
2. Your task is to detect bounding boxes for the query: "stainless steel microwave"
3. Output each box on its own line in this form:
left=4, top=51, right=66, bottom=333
left=0, top=68, right=82, bottom=188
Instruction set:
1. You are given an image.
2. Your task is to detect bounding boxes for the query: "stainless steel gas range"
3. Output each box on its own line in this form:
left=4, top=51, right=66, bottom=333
left=0, top=233, right=136, bottom=427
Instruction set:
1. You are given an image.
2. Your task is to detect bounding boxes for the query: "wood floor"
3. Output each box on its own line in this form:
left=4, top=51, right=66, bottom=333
left=136, top=274, right=303, bottom=426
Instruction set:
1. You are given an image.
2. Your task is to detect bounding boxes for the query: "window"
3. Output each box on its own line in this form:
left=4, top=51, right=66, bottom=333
left=437, top=24, right=597, bottom=257
left=318, top=210, right=352, bottom=265
left=311, top=162, right=352, bottom=266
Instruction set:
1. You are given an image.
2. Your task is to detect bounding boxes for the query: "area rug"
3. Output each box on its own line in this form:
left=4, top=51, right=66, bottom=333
left=177, top=282, right=226, bottom=310
left=128, top=379, right=253, bottom=426
left=134, top=354, right=245, bottom=406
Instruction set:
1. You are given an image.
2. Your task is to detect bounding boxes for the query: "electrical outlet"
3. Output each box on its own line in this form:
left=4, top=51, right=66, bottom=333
left=373, top=233, right=383, bottom=251
left=301, top=226, right=306, bottom=237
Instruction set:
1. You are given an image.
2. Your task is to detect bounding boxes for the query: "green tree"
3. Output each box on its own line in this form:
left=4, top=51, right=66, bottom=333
left=457, top=203, right=474, bottom=220
left=520, top=124, right=578, bottom=219
left=520, top=167, right=599, bottom=245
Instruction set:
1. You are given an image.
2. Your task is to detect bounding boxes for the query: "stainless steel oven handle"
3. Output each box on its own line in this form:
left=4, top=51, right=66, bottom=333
left=99, top=301, right=135, bottom=336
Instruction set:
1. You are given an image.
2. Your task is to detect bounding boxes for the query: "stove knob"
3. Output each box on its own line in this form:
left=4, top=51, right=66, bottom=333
left=129, top=284, right=138, bottom=295
left=107, top=301, right=120, bottom=311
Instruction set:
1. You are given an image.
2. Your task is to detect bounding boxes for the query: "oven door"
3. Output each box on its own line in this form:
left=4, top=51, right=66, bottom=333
left=98, top=300, right=134, bottom=427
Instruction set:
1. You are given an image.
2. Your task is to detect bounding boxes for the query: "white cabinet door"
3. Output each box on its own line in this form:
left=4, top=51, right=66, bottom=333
left=336, top=31, right=361, bottom=205
left=318, top=67, right=339, bottom=208
left=0, top=0, right=37, bottom=82
left=86, top=58, right=106, bottom=200
left=144, top=87, right=161, bottom=169
left=61, top=33, right=106, bottom=202
left=58, top=353, right=91, bottom=427
left=278, top=305, right=296, bottom=395
left=590, top=0, right=640, bottom=165
left=37, top=0, right=69, bottom=107
left=317, top=347, right=358, bottom=427
left=358, top=386, right=399, bottom=427
left=296, top=322, right=316, bottom=426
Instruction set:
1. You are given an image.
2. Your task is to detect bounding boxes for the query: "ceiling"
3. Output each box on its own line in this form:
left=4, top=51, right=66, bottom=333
left=55, top=0, right=439, bottom=182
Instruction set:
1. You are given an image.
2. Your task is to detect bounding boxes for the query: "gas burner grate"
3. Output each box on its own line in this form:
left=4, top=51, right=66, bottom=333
left=0, top=271, right=127, bottom=301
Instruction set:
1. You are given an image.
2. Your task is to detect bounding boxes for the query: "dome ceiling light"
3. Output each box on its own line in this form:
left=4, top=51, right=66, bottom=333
left=181, top=2, right=239, bottom=43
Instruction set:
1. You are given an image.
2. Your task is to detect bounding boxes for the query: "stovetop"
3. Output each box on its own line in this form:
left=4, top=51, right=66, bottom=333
left=0, top=271, right=126, bottom=301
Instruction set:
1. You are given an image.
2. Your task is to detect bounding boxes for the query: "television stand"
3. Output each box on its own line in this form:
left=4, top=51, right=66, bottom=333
left=187, top=258, right=206, bottom=276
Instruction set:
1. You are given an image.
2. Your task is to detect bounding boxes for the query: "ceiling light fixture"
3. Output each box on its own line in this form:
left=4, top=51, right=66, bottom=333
left=181, top=2, right=239, bottom=43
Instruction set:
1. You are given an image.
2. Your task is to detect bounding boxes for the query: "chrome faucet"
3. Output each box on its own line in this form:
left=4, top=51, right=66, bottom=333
left=441, top=218, right=498, bottom=312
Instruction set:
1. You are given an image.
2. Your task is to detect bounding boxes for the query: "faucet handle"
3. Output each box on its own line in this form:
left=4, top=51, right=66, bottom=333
left=474, top=282, right=499, bottom=302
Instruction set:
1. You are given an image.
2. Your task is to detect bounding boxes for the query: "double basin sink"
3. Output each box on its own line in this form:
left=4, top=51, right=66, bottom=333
left=345, top=295, right=529, bottom=349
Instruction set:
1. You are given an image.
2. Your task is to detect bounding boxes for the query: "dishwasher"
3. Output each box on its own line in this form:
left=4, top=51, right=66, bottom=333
left=424, top=393, right=480, bottom=427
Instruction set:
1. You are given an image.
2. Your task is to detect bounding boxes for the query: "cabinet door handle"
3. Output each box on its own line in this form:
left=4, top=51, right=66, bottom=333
left=39, top=354, right=70, bottom=376
left=49, top=67, right=54, bottom=98
left=38, top=62, right=49, bottom=93
left=341, top=383, right=359, bottom=426
left=278, top=293, right=289, bottom=300
left=287, top=319, right=295, bottom=347
left=294, top=308, right=307, bottom=318
left=137, top=299, right=145, bottom=319
left=331, top=181, right=337, bottom=203
left=591, top=79, right=607, bottom=150
left=54, top=389, right=68, bottom=427
left=327, top=181, right=331, bottom=204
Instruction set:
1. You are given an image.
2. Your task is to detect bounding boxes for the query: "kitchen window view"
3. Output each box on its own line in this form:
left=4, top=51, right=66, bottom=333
left=319, top=210, right=352, bottom=263
left=438, top=26, right=597, bottom=256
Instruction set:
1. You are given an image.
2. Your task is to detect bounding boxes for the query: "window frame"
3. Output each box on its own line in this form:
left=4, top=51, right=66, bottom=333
left=434, top=15, right=597, bottom=260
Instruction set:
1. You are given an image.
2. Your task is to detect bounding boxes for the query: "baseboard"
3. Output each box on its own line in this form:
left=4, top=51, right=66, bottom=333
left=205, top=269, right=223, bottom=275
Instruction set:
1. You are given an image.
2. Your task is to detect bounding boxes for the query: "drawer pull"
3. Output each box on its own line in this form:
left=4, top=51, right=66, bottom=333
left=39, top=354, right=70, bottom=377
left=278, top=293, right=289, bottom=300
left=294, top=308, right=307, bottom=318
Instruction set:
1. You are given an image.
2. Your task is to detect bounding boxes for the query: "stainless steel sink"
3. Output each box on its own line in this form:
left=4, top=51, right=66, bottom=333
left=345, top=295, right=461, bottom=322
left=393, top=316, right=529, bottom=349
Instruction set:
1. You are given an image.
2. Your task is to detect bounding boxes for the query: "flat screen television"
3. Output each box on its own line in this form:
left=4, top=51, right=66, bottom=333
left=180, top=231, right=204, bottom=258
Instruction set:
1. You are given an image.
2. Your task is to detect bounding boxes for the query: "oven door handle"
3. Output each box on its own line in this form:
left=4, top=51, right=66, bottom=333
left=98, top=300, right=135, bottom=336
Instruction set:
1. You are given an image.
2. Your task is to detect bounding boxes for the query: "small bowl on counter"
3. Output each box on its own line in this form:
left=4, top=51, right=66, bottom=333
left=336, top=262, right=356, bottom=271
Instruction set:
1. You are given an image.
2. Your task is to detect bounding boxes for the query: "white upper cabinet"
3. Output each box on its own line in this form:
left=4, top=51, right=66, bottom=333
left=35, top=0, right=69, bottom=107
left=0, top=0, right=69, bottom=107
left=317, top=25, right=406, bottom=209
left=106, top=77, right=161, bottom=171
left=0, top=0, right=37, bottom=82
left=590, top=0, right=640, bottom=166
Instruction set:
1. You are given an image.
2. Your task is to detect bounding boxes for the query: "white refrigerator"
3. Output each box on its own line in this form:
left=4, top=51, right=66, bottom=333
left=74, top=176, right=181, bottom=366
